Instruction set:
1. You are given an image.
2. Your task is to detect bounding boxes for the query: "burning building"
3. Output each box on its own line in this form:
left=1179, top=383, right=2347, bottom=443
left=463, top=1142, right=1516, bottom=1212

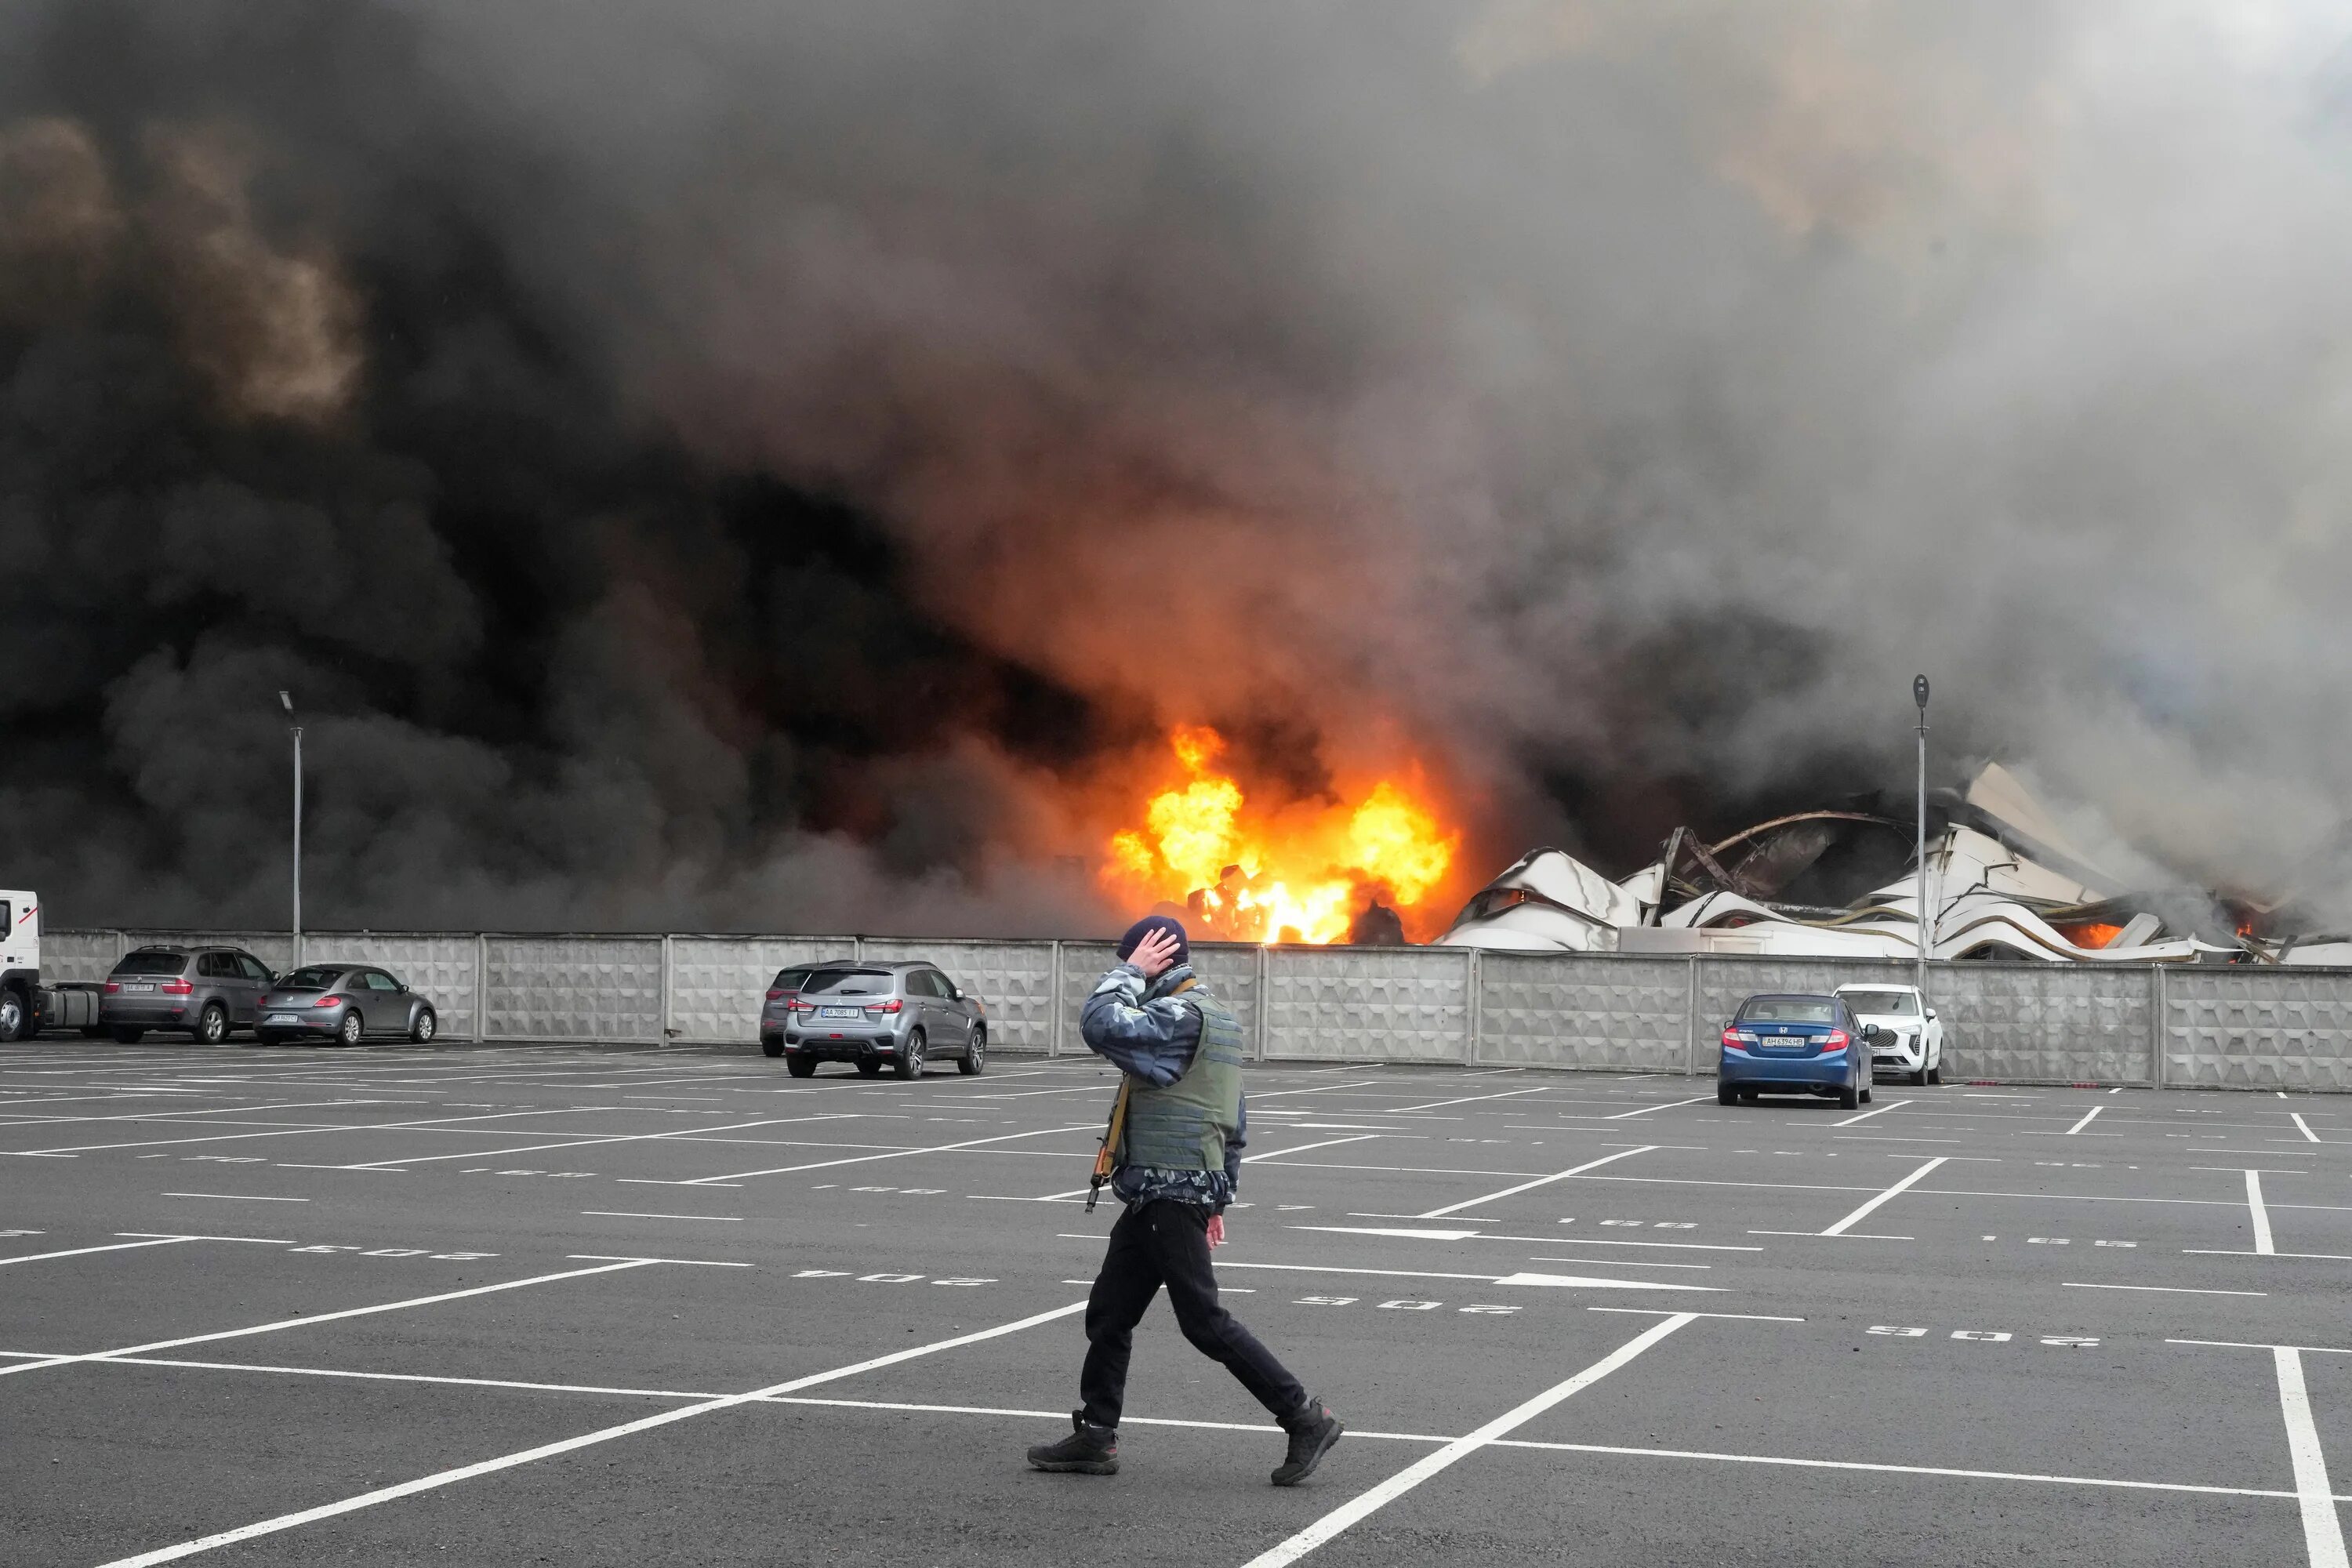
left=1439, top=764, right=2350, bottom=966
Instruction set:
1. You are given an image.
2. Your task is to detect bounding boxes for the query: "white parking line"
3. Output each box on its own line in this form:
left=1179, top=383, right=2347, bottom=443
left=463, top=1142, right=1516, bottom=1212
left=1820, top=1156, right=1946, bottom=1236
left=162, top=1193, right=308, bottom=1203
left=0, top=1258, right=660, bottom=1380
left=2275, top=1346, right=2351, bottom=1568
left=1832, top=1099, right=1910, bottom=1128
left=580, top=1212, right=742, bottom=1221
left=1414, top=1146, right=1656, bottom=1219
left=1242, top=1134, right=1381, bottom=1163
left=2250, top=1170, right=2278, bottom=1255
left=1236, top=1313, right=1697, bottom=1568
left=328, top=1113, right=855, bottom=1171
left=0, top=1236, right=194, bottom=1268
left=1385, top=1087, right=1550, bottom=1114
left=2064, top=1283, right=2267, bottom=1298
left=92, top=1298, right=1090, bottom=1567
left=2066, top=1106, right=2105, bottom=1135
left=2293, top=1114, right=2323, bottom=1145
left=659, top=1122, right=1099, bottom=1187
left=1605, top=1097, right=1708, bottom=1120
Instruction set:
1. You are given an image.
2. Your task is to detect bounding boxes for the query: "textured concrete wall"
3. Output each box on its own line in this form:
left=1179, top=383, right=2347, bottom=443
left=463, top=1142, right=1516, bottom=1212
left=484, top=935, right=662, bottom=1042
left=45, top=929, right=2352, bottom=1091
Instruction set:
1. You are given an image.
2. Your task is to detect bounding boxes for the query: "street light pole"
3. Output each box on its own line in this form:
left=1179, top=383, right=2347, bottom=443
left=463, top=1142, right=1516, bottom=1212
left=1912, top=675, right=1930, bottom=1003
left=281, top=690, right=302, bottom=969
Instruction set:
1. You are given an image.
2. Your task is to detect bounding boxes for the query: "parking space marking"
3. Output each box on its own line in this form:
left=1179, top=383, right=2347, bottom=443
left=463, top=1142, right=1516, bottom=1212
left=0, top=1235, right=197, bottom=1267
left=2276, top=1346, right=2351, bottom=1568
left=1413, top=1145, right=1656, bottom=1219
left=2249, top=1170, right=2279, bottom=1254
left=2065, top=1105, right=2106, bottom=1134
left=91, top=1298, right=1091, bottom=1568
left=2293, top=1115, right=2324, bottom=1144
left=162, top=1192, right=309, bottom=1203
left=2063, top=1283, right=2267, bottom=1297
left=581, top=1212, right=742, bottom=1222
left=1236, top=1312, right=1698, bottom=1568
left=325, top=1112, right=859, bottom=1171
left=658, top=1121, right=1099, bottom=1186
left=1603, top=1097, right=1708, bottom=1120
left=0, top=1258, right=662, bottom=1380
left=1820, top=1156, right=1946, bottom=1236
left=1385, top=1087, right=1550, bottom=1114
left=1831, top=1098, right=1911, bottom=1127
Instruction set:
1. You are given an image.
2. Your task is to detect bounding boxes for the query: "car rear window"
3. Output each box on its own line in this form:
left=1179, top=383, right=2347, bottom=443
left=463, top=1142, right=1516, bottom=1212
left=1740, top=997, right=1837, bottom=1024
left=112, top=951, right=189, bottom=976
left=771, top=967, right=814, bottom=990
left=280, top=966, right=347, bottom=991
left=1840, top=989, right=1918, bottom=1017
left=800, top=968, right=894, bottom=996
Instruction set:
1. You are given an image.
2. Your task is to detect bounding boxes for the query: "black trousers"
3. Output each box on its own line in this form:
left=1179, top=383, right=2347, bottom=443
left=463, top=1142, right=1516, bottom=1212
left=1078, top=1199, right=1307, bottom=1430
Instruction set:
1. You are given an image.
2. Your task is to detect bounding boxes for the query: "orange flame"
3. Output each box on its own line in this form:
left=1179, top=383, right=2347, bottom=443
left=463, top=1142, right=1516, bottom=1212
left=1102, top=725, right=1461, bottom=944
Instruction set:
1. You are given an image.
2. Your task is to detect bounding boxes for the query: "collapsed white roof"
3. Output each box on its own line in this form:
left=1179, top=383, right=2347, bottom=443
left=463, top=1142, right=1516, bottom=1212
left=1436, top=764, right=2269, bottom=964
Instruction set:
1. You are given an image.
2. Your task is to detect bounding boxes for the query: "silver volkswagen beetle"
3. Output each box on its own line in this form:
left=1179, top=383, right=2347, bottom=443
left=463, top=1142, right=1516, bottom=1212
left=255, top=964, right=439, bottom=1046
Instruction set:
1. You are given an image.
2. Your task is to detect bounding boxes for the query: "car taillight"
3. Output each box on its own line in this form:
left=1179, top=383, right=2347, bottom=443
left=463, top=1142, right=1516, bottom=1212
left=867, top=998, right=904, bottom=1014
left=160, top=978, right=194, bottom=995
left=765, top=989, right=786, bottom=1001
left=789, top=998, right=815, bottom=1013
left=315, top=995, right=344, bottom=1007
left=1821, top=1029, right=1848, bottom=1050
left=103, top=981, right=121, bottom=993
left=1720, top=1026, right=1740, bottom=1047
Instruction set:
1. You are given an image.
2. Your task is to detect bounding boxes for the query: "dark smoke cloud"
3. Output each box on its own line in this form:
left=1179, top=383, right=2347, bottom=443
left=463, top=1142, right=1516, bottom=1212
left=5, top=2, right=2350, bottom=932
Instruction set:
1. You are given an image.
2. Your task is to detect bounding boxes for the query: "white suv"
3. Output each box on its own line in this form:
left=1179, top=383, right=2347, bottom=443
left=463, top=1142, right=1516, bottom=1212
left=1835, top=984, right=1944, bottom=1085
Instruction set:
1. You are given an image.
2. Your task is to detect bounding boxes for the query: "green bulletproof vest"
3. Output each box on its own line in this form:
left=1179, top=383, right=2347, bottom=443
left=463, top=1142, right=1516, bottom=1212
left=1119, top=989, right=1245, bottom=1171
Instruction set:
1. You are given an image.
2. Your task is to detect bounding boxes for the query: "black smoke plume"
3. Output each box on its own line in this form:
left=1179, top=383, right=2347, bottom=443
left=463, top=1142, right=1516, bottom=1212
left=5, top=3, right=2350, bottom=932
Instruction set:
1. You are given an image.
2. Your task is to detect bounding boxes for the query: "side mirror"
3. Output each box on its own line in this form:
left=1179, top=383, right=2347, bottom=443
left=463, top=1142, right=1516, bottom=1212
left=1863, top=1025, right=1886, bottom=1047
left=950, top=985, right=964, bottom=1000
left=1926, top=1009, right=1938, bottom=1021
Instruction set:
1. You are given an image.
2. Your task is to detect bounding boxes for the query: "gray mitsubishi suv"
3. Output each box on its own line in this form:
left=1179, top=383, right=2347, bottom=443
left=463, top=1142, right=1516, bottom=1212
left=760, top=960, right=987, bottom=1079
left=100, top=946, right=277, bottom=1044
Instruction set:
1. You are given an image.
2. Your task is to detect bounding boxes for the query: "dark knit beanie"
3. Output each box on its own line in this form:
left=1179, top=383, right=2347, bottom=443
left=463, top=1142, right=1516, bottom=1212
left=1116, top=914, right=1190, bottom=968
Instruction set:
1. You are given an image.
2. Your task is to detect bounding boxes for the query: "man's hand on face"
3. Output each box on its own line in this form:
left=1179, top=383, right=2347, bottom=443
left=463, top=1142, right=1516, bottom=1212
left=1205, top=1214, right=1225, bottom=1249
left=1126, top=927, right=1184, bottom=981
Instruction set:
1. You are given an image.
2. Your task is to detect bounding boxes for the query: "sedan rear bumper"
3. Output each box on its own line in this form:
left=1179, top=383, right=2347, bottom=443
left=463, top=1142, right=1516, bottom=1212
left=1719, top=1049, right=1854, bottom=1088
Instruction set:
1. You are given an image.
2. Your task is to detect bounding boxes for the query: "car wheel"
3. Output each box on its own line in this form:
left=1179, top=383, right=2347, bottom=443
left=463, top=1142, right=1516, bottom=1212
left=786, top=1055, right=817, bottom=1078
left=1716, top=1083, right=1737, bottom=1106
left=410, top=1008, right=437, bottom=1044
left=81, top=1025, right=107, bottom=1039
left=1737, top=1088, right=1758, bottom=1104
left=111, top=1026, right=145, bottom=1044
left=1912, top=1064, right=1929, bottom=1086
left=1928, top=1064, right=1942, bottom=1085
left=894, top=1029, right=927, bottom=1080
left=338, top=1011, right=364, bottom=1047
left=1860, top=1084, right=1872, bottom=1104
left=256, top=1032, right=281, bottom=1046
left=1839, top=1083, right=1860, bottom=1110
left=194, top=1003, right=227, bottom=1045
left=958, top=1026, right=986, bottom=1076
left=0, top=990, right=24, bottom=1041
left=856, top=1059, right=882, bottom=1077
left=761, top=1036, right=785, bottom=1058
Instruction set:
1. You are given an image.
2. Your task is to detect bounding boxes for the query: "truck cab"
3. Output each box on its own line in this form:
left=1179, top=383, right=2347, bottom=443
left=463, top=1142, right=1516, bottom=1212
left=0, top=889, right=38, bottom=1041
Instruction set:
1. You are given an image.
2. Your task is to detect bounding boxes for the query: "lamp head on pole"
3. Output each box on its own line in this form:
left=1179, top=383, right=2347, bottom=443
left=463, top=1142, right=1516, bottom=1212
left=278, top=689, right=292, bottom=714
left=1912, top=674, right=1929, bottom=711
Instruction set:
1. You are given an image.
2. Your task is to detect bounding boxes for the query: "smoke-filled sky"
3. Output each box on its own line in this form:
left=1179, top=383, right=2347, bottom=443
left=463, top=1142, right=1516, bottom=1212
left=6, top=1, right=2352, bottom=934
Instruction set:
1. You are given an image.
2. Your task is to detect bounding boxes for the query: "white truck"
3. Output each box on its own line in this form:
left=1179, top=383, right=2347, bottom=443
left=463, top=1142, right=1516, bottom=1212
left=0, top=890, right=102, bottom=1041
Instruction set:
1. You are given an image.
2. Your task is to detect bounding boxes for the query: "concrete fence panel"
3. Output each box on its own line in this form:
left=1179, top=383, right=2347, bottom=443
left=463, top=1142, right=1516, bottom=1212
left=485, top=935, right=662, bottom=1042
left=300, top=934, right=482, bottom=1040
left=666, top=938, right=851, bottom=1044
left=858, top=938, right=1062, bottom=1051
left=42, top=930, right=124, bottom=983
left=1934, top=964, right=2153, bottom=1085
left=1475, top=953, right=1690, bottom=1072
left=2165, top=970, right=2352, bottom=1092
left=1265, top=946, right=1470, bottom=1062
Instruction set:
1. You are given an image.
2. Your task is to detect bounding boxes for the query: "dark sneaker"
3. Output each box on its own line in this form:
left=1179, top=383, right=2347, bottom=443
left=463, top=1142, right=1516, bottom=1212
left=1027, top=1410, right=1119, bottom=1475
left=1272, top=1397, right=1343, bottom=1486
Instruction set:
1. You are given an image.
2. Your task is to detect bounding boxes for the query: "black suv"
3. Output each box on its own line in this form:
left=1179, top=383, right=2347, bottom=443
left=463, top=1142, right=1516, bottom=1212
left=100, top=946, right=277, bottom=1044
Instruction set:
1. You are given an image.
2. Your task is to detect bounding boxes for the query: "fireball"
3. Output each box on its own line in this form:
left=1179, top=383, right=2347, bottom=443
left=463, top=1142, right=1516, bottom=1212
left=1101, top=726, right=1461, bottom=944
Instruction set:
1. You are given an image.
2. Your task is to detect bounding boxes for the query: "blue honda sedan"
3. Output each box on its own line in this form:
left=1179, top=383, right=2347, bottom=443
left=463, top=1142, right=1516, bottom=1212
left=1717, top=993, right=1882, bottom=1109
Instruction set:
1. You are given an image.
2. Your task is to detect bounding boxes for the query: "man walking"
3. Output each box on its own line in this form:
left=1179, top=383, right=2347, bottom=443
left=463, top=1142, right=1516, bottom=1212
left=1025, top=915, right=1344, bottom=1485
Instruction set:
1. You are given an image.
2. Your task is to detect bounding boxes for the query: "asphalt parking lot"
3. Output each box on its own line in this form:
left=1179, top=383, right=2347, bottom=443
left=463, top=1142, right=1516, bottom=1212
left=3, top=1036, right=2349, bottom=1567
